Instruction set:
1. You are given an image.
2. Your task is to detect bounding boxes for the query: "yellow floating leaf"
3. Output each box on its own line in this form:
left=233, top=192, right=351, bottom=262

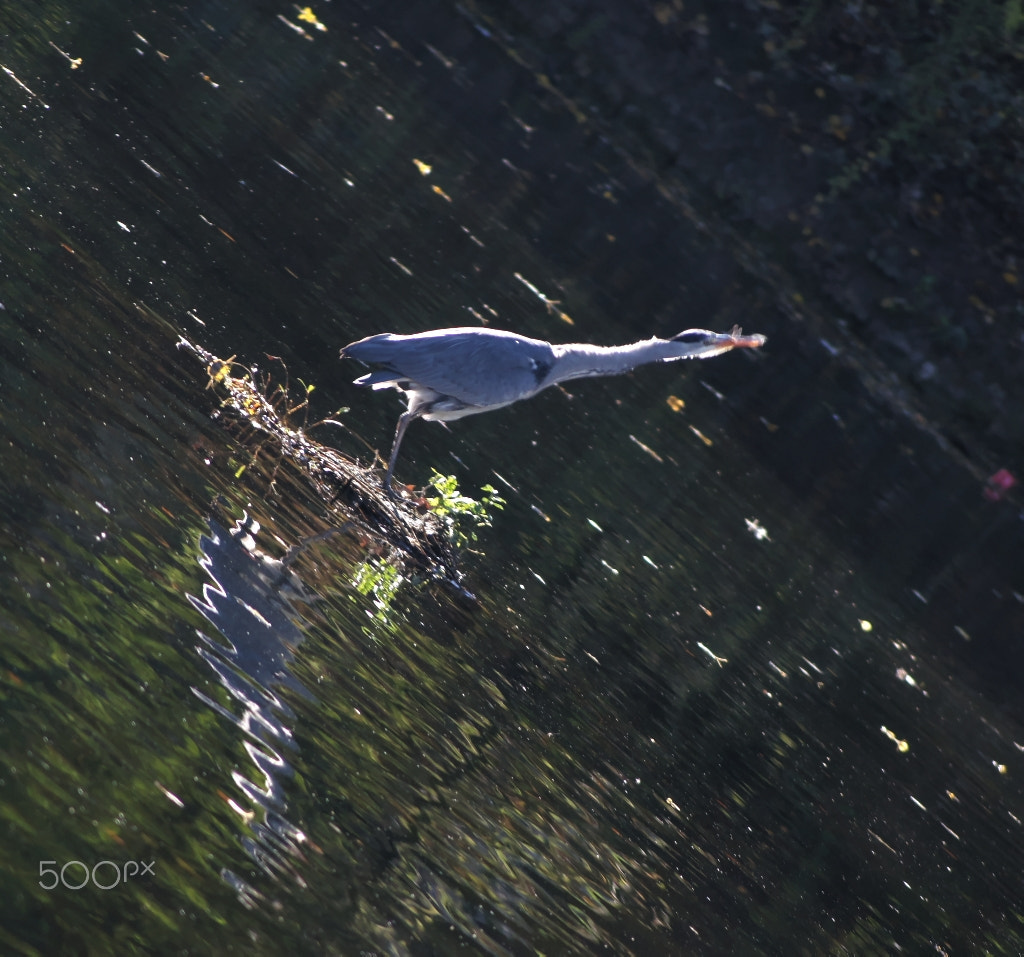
left=666, top=395, right=685, bottom=412
left=413, top=158, right=432, bottom=175
left=297, top=7, right=327, bottom=30
left=432, top=184, right=452, bottom=202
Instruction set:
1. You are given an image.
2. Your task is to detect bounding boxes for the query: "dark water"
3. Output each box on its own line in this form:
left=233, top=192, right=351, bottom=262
left=2, top=2, right=1023, bottom=954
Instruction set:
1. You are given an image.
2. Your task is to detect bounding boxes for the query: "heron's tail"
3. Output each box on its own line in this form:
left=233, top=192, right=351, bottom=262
left=352, top=370, right=405, bottom=390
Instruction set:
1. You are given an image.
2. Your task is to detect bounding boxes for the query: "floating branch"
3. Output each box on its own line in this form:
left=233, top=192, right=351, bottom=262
left=178, top=336, right=471, bottom=594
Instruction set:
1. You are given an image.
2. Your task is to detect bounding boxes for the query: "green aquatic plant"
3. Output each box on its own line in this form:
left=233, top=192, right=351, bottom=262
left=352, top=558, right=404, bottom=624
left=349, top=474, right=502, bottom=621
left=425, top=471, right=505, bottom=551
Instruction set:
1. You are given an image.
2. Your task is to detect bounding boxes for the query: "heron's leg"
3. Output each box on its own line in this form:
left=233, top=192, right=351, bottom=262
left=384, top=411, right=416, bottom=497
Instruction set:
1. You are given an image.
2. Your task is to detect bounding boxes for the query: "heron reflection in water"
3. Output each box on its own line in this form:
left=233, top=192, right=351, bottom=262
left=341, top=325, right=766, bottom=496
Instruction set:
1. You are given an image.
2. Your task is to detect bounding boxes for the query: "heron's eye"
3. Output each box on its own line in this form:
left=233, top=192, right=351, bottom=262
left=675, top=331, right=708, bottom=344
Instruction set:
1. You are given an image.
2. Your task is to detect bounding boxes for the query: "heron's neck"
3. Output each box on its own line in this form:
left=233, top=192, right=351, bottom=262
left=546, top=338, right=676, bottom=385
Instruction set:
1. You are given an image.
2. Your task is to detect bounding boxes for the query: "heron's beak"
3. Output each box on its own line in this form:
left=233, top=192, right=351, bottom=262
left=671, top=327, right=767, bottom=358
left=726, top=327, right=767, bottom=349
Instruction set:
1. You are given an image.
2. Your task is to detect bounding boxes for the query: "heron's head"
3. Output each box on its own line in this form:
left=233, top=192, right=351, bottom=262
left=669, top=327, right=767, bottom=359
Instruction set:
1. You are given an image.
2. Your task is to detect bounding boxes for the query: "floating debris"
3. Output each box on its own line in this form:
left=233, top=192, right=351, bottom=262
left=699, top=380, right=725, bottom=401
left=531, top=504, right=551, bottom=522
left=689, top=425, right=713, bottom=446
left=697, top=641, right=727, bottom=667
left=156, top=781, right=185, bottom=809
left=277, top=13, right=314, bottom=39
left=178, top=337, right=477, bottom=594
left=745, top=517, right=770, bottom=541
left=629, top=433, right=663, bottom=462
left=2, top=64, right=49, bottom=108
left=895, top=667, right=924, bottom=692
left=513, top=272, right=573, bottom=323
left=48, top=40, right=82, bottom=69
left=881, top=726, right=909, bottom=752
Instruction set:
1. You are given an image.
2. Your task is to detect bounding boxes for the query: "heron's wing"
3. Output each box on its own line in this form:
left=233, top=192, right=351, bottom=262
left=342, top=328, right=556, bottom=408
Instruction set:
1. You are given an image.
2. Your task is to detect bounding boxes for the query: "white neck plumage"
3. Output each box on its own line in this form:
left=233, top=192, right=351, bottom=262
left=545, top=336, right=726, bottom=387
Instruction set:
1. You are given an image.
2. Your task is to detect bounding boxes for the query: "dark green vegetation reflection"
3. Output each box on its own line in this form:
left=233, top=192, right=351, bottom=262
left=2, top=1, right=1024, bottom=955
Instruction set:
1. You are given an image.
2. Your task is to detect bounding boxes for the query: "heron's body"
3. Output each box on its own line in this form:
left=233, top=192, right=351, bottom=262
left=341, top=325, right=765, bottom=494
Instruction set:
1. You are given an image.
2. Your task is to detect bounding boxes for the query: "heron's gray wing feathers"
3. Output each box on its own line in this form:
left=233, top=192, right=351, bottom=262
left=343, top=328, right=557, bottom=409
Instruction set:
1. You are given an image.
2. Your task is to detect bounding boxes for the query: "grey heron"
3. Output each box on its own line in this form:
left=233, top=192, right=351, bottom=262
left=340, top=325, right=766, bottom=495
